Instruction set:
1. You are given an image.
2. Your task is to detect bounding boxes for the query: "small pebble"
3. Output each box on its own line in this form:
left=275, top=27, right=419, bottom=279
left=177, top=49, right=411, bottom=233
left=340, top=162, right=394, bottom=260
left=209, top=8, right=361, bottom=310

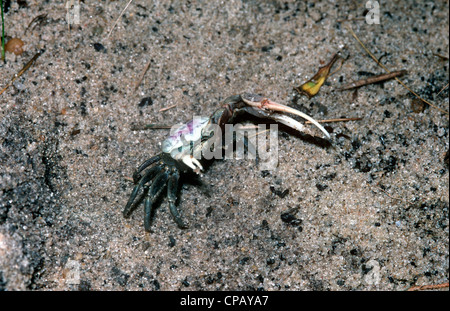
left=411, top=98, right=426, bottom=113
left=139, top=97, right=153, bottom=107
left=5, top=38, right=25, bottom=55
left=93, top=42, right=105, bottom=52
left=92, top=26, right=104, bottom=36
left=309, top=9, right=322, bottom=22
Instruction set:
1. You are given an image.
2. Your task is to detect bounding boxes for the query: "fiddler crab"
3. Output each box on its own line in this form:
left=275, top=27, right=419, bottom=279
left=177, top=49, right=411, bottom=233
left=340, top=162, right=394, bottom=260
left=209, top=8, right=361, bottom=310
left=123, top=93, right=330, bottom=231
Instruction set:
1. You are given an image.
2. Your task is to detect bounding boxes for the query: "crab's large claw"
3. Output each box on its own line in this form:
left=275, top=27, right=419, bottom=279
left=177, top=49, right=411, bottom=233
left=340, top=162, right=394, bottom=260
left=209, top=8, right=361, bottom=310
left=240, top=93, right=330, bottom=139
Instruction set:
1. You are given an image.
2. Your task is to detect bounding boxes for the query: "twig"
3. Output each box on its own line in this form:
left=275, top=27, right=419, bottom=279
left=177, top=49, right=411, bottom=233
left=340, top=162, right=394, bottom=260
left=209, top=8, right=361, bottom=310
left=66, top=2, right=70, bottom=32
left=24, top=13, right=48, bottom=35
left=407, top=282, right=449, bottom=291
left=130, top=123, right=172, bottom=131
left=1, top=0, right=5, bottom=63
left=436, top=83, right=448, bottom=97
left=329, top=56, right=346, bottom=77
left=159, top=104, right=178, bottom=112
left=134, top=59, right=152, bottom=91
left=0, top=50, right=43, bottom=95
left=123, top=176, right=134, bottom=183
left=433, top=53, right=449, bottom=61
left=305, top=117, right=362, bottom=124
left=248, top=128, right=270, bottom=139
left=106, top=0, right=134, bottom=39
left=338, top=70, right=407, bottom=91
left=346, top=25, right=449, bottom=115
left=336, top=17, right=366, bottom=23
left=372, top=185, right=415, bottom=206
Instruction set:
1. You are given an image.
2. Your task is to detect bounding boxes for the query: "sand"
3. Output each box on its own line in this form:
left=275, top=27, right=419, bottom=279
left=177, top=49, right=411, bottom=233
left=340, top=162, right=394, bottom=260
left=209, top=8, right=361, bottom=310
left=0, top=0, right=448, bottom=290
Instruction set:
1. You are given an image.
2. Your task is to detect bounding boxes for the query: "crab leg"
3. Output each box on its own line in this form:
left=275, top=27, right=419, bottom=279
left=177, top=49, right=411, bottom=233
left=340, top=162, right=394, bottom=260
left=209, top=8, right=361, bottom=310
left=241, top=93, right=330, bottom=139
left=167, top=169, right=188, bottom=229
left=123, top=166, right=162, bottom=218
left=144, top=170, right=170, bottom=231
left=133, top=154, right=161, bottom=183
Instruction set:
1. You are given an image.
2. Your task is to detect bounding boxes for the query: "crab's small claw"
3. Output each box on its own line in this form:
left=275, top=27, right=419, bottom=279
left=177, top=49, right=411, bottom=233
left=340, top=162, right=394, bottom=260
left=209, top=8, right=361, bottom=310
left=181, top=155, right=203, bottom=174
left=241, top=93, right=330, bottom=139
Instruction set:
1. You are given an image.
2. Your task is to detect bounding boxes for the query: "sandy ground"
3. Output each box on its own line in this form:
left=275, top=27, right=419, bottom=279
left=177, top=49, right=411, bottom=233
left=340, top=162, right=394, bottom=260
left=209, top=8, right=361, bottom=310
left=0, top=0, right=448, bottom=291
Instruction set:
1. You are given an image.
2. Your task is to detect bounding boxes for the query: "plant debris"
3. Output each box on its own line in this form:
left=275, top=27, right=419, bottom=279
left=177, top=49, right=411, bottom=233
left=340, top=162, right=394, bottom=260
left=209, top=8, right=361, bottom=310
left=346, top=25, right=448, bottom=115
left=339, top=70, right=407, bottom=90
left=0, top=50, right=43, bottom=95
left=295, top=53, right=341, bottom=98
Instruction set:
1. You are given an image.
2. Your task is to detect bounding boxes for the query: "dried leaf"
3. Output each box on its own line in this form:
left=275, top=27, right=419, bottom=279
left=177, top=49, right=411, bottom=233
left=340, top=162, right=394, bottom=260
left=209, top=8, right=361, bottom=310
left=296, top=53, right=340, bottom=98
